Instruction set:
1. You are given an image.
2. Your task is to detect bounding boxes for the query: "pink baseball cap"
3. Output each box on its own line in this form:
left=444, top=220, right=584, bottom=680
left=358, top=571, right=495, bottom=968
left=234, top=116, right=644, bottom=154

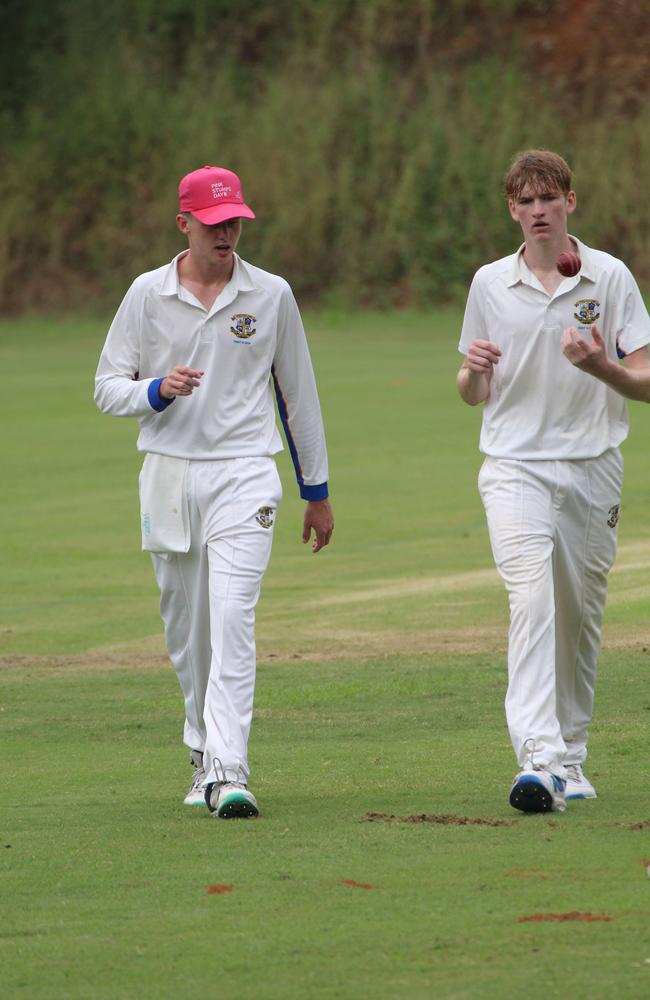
left=178, top=166, right=255, bottom=225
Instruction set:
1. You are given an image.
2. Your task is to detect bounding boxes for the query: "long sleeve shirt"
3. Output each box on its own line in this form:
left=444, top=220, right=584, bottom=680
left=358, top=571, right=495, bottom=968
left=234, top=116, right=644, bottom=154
left=95, top=252, right=329, bottom=500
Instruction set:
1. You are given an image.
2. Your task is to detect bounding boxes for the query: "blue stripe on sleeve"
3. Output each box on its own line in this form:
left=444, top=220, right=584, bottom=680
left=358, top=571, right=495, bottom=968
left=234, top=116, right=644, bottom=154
left=272, top=367, right=329, bottom=501
left=148, top=378, right=175, bottom=412
left=273, top=365, right=328, bottom=500
left=272, top=365, right=304, bottom=487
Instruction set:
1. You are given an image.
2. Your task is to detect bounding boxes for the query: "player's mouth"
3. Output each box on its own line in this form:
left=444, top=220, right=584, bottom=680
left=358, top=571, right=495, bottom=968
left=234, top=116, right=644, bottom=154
left=215, top=243, right=231, bottom=253
left=532, top=222, right=549, bottom=231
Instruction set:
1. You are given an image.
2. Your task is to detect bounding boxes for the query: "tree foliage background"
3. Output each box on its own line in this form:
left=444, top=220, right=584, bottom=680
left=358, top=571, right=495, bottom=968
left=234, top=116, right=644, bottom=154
left=2, top=0, right=649, bottom=312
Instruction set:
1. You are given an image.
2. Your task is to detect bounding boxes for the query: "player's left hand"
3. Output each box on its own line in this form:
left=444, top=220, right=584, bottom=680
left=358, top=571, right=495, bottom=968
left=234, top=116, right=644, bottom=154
left=561, top=323, right=609, bottom=375
left=302, top=499, right=334, bottom=553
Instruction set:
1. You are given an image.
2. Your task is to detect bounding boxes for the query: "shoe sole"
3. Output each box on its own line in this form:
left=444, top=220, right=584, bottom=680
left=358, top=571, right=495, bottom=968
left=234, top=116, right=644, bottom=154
left=509, top=777, right=555, bottom=813
left=565, top=791, right=597, bottom=800
left=184, top=795, right=207, bottom=806
left=216, top=793, right=259, bottom=819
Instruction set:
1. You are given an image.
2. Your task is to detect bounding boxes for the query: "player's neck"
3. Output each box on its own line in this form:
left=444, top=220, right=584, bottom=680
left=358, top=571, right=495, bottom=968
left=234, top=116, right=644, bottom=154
left=523, top=234, right=576, bottom=274
left=522, top=236, right=577, bottom=295
left=177, top=251, right=235, bottom=311
left=179, top=250, right=235, bottom=288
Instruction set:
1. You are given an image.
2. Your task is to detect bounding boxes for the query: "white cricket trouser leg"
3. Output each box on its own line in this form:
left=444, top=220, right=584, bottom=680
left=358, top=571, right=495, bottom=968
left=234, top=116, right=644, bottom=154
left=154, top=520, right=212, bottom=754
left=151, top=457, right=282, bottom=785
left=478, top=450, right=621, bottom=773
left=552, top=449, right=622, bottom=764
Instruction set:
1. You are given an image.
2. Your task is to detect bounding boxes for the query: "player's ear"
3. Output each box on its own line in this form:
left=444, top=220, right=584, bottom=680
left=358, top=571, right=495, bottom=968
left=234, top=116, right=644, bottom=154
left=566, top=191, right=577, bottom=215
left=508, top=199, right=518, bottom=222
left=176, top=213, right=190, bottom=236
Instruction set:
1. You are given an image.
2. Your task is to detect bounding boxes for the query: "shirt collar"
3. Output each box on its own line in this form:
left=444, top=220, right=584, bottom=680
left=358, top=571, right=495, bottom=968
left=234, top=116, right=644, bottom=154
left=158, top=251, right=257, bottom=299
left=506, top=236, right=598, bottom=288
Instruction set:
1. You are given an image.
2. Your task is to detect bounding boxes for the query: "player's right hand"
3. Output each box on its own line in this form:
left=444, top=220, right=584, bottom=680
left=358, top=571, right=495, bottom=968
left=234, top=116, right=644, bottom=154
left=464, top=340, right=501, bottom=374
left=160, top=366, right=204, bottom=398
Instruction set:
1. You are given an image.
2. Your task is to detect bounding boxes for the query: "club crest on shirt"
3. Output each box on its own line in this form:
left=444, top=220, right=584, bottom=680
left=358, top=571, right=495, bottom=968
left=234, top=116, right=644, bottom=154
left=230, top=313, right=257, bottom=339
left=574, top=299, right=600, bottom=324
left=255, top=506, right=275, bottom=529
left=607, top=504, right=620, bottom=528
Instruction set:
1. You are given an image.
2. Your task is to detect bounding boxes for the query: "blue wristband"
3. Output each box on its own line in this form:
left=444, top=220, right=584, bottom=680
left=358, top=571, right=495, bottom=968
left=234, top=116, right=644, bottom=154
left=148, top=378, right=175, bottom=412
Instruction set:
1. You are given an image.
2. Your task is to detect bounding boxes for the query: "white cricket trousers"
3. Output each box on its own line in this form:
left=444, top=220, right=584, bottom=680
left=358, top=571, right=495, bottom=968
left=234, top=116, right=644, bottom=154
left=478, top=448, right=622, bottom=774
left=151, top=457, right=282, bottom=787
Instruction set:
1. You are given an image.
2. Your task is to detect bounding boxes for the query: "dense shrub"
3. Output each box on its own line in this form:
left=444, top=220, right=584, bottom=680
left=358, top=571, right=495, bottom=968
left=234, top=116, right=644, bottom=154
left=1, top=0, right=649, bottom=311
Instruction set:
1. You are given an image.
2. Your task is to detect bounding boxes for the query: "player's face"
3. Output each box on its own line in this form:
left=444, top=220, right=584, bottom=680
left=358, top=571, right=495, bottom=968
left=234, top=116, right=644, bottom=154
left=177, top=214, right=242, bottom=265
left=508, top=184, right=576, bottom=244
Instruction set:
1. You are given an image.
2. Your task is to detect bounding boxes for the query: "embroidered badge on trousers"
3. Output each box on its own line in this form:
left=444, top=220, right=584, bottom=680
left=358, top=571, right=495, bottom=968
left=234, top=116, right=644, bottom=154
left=255, top=507, right=275, bottom=529
left=607, top=504, right=620, bottom=528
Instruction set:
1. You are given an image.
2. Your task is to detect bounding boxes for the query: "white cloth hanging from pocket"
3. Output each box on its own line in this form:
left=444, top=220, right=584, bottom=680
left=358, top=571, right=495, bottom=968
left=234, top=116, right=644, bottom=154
left=139, top=453, right=190, bottom=554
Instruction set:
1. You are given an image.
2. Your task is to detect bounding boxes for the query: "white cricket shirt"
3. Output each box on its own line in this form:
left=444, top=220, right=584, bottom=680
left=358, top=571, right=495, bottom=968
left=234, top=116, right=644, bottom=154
left=95, top=252, right=329, bottom=499
left=458, top=238, right=650, bottom=460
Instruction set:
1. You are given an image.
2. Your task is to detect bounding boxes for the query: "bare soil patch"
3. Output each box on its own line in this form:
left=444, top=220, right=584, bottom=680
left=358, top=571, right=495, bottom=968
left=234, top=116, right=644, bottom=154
left=362, top=811, right=514, bottom=827
left=518, top=912, right=612, bottom=924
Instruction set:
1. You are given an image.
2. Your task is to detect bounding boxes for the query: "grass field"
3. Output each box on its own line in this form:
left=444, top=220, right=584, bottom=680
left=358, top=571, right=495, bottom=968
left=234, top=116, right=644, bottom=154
left=2, top=311, right=650, bottom=999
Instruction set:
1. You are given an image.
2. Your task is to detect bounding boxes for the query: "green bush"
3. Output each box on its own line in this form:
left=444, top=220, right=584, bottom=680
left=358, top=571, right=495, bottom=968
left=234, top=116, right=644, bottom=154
left=2, top=0, right=649, bottom=311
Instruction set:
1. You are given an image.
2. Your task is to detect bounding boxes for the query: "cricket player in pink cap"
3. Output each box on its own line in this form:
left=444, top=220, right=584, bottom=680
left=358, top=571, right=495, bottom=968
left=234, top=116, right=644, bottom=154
left=95, top=166, right=334, bottom=818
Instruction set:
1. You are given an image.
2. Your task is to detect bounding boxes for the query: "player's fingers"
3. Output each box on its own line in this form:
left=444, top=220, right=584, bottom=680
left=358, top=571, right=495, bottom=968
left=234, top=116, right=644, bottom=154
left=170, top=379, right=190, bottom=394
left=175, top=374, right=200, bottom=392
left=467, top=353, right=493, bottom=371
left=561, top=327, right=582, bottom=355
left=472, top=344, right=501, bottom=366
left=312, top=532, right=327, bottom=553
left=590, top=323, right=604, bottom=346
left=313, top=520, right=334, bottom=552
left=474, top=340, right=501, bottom=354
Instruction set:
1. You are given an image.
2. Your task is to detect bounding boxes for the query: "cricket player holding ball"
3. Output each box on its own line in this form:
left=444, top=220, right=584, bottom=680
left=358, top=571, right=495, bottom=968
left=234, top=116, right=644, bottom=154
left=95, top=166, right=333, bottom=818
left=457, top=150, right=650, bottom=813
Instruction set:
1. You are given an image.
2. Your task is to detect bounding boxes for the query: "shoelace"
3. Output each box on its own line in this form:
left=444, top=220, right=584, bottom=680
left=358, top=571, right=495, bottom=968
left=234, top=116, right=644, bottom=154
left=564, top=764, right=582, bottom=783
left=212, top=756, right=247, bottom=788
left=522, top=737, right=538, bottom=770
left=188, top=767, right=205, bottom=792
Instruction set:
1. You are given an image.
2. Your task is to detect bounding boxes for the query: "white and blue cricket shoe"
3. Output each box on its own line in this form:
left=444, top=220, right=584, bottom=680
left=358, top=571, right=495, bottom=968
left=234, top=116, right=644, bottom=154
left=509, top=768, right=566, bottom=813
left=564, top=764, right=597, bottom=800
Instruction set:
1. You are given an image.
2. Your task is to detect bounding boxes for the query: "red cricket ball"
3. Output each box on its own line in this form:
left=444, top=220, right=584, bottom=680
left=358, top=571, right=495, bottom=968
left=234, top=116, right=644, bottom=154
left=556, top=251, right=581, bottom=277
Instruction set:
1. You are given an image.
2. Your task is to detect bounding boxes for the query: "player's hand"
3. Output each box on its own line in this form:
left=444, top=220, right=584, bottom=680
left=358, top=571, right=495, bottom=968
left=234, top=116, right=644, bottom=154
left=302, top=499, right=334, bottom=553
left=160, top=366, right=204, bottom=398
left=561, top=324, right=608, bottom=375
left=464, top=339, right=501, bottom=374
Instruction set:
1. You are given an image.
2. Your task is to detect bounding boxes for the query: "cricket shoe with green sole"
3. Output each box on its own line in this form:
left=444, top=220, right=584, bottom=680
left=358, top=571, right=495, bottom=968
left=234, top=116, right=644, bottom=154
left=205, top=781, right=259, bottom=819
